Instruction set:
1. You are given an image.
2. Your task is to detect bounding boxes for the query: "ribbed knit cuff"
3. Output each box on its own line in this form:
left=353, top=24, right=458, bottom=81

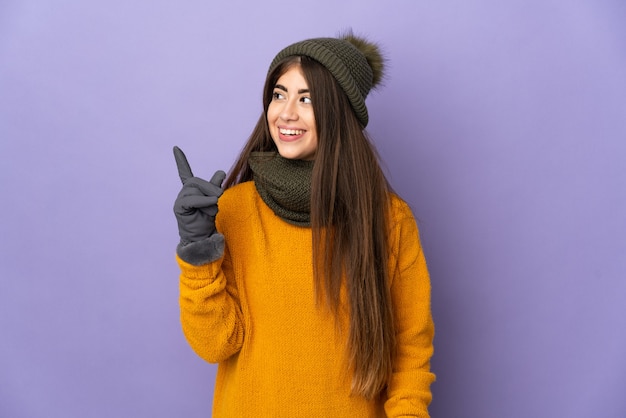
left=176, top=234, right=225, bottom=266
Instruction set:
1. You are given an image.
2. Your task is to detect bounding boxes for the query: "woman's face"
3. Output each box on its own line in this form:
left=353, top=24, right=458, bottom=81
left=267, top=65, right=318, bottom=160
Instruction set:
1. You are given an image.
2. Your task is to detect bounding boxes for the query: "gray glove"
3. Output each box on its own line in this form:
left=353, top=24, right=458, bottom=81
left=173, top=146, right=226, bottom=264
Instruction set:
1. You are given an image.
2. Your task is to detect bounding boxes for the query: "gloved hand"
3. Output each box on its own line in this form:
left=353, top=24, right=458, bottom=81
left=173, top=146, right=226, bottom=246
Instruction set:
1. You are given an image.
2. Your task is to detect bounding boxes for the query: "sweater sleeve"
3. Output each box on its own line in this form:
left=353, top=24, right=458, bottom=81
left=177, top=242, right=244, bottom=363
left=384, top=203, right=436, bottom=417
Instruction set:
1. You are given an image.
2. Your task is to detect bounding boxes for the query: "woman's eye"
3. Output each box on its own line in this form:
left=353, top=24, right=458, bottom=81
left=272, top=91, right=285, bottom=100
left=301, top=97, right=312, bottom=104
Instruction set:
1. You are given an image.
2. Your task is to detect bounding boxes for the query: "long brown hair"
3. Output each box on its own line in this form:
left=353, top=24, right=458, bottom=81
left=224, top=56, right=395, bottom=399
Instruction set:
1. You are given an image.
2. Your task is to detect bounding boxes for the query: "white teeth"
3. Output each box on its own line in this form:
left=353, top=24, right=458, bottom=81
left=280, top=128, right=304, bottom=135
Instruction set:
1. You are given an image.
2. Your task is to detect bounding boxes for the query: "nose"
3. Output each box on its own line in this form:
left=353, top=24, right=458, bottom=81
left=279, top=99, right=298, bottom=121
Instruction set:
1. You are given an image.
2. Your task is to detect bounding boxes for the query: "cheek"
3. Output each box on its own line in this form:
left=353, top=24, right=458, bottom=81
left=306, top=111, right=317, bottom=132
left=266, top=108, right=278, bottom=140
left=266, top=102, right=278, bottom=122
left=266, top=108, right=274, bottom=124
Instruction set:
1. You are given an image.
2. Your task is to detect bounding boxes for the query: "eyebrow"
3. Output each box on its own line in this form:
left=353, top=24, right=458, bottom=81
left=275, top=84, right=310, bottom=94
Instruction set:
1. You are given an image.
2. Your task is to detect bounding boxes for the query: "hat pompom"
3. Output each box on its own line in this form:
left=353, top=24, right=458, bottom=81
left=341, top=31, right=385, bottom=88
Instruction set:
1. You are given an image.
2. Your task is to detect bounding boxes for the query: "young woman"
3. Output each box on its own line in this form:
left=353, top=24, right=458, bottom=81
left=173, top=32, right=435, bottom=417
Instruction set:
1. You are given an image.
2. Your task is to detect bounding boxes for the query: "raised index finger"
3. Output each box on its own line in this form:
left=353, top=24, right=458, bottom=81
left=173, top=146, right=194, bottom=183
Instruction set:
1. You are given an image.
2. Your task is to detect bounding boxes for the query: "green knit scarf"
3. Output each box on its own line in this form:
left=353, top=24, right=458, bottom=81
left=248, top=152, right=313, bottom=227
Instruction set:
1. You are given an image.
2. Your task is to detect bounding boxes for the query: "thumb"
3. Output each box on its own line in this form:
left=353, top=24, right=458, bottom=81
left=210, top=170, right=226, bottom=188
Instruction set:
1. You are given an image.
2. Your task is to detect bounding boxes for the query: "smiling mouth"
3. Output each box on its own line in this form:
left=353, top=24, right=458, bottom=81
left=279, top=128, right=305, bottom=136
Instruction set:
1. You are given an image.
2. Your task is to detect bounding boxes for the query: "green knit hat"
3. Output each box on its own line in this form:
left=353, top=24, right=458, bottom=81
left=268, top=33, right=384, bottom=127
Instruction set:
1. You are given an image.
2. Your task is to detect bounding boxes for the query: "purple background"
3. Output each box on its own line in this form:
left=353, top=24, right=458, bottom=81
left=1, top=1, right=625, bottom=417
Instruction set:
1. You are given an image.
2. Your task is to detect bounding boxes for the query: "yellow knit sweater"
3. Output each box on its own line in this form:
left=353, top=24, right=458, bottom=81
left=177, top=181, right=435, bottom=417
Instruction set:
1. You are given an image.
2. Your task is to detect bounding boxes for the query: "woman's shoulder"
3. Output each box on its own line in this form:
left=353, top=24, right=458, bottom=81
left=386, top=194, right=424, bottom=257
left=388, top=193, right=415, bottom=223
left=219, top=181, right=257, bottom=210
left=222, top=181, right=256, bottom=198
left=215, top=181, right=260, bottom=230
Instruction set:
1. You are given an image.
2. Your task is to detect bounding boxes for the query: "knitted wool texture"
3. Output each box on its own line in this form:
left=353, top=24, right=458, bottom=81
left=177, top=182, right=436, bottom=417
left=269, top=36, right=376, bottom=127
left=248, top=152, right=314, bottom=227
